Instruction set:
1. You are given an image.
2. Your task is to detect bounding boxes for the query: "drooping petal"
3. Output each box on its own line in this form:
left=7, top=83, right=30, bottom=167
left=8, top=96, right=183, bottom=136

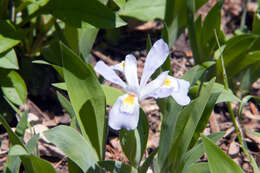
left=94, top=61, right=126, bottom=88
left=140, top=39, right=170, bottom=88
left=139, top=71, right=169, bottom=100
left=124, top=55, right=139, bottom=93
left=111, top=61, right=124, bottom=72
left=171, top=79, right=191, bottom=106
left=109, top=94, right=140, bottom=130
left=147, top=76, right=191, bottom=105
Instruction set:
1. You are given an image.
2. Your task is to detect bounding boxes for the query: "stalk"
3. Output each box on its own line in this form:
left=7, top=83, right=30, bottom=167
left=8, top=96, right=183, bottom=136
left=214, top=30, right=250, bottom=159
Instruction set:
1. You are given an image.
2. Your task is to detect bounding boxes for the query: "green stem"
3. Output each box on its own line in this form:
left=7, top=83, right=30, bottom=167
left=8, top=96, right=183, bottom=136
left=214, top=30, right=250, bottom=159
left=240, top=0, right=248, bottom=30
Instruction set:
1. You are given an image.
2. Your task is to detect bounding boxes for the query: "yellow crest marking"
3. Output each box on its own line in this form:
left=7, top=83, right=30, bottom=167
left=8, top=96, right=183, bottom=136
left=121, top=61, right=125, bottom=67
left=123, top=94, right=135, bottom=105
left=163, top=78, right=172, bottom=86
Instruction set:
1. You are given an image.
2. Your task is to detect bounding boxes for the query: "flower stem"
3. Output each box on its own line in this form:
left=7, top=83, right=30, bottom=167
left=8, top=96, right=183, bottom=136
left=214, top=30, right=250, bottom=159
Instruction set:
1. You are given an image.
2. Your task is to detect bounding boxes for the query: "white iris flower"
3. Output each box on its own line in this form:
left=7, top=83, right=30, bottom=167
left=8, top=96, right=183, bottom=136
left=94, top=39, right=190, bottom=130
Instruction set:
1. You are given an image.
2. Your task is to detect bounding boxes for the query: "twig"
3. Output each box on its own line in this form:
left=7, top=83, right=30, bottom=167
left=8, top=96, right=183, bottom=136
left=54, top=157, right=66, bottom=168
left=92, top=50, right=118, bottom=65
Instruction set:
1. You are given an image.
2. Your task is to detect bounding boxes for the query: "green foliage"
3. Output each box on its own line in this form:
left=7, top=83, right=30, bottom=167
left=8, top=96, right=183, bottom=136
left=44, top=125, right=99, bottom=172
left=9, top=145, right=56, bottom=173
left=201, top=135, right=244, bottom=173
left=118, top=0, right=165, bottom=21
left=61, top=43, right=106, bottom=159
left=43, top=0, right=126, bottom=28
left=0, top=49, right=19, bottom=70
left=119, top=109, right=149, bottom=167
left=1, top=0, right=259, bottom=172
left=0, top=70, right=27, bottom=106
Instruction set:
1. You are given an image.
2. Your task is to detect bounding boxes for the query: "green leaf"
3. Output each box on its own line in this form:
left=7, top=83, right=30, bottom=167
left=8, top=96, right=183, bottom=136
left=237, top=63, right=260, bottom=92
left=113, top=0, right=126, bottom=9
left=216, top=34, right=260, bottom=81
left=119, top=109, right=149, bottom=167
left=61, top=43, right=106, bottom=159
left=253, top=9, right=260, bottom=35
left=53, top=82, right=124, bottom=106
left=56, top=91, right=76, bottom=119
left=0, top=70, right=27, bottom=106
left=182, top=132, right=224, bottom=173
left=163, top=0, right=208, bottom=48
left=44, top=0, right=126, bottom=28
left=188, top=0, right=224, bottom=64
left=52, top=82, right=67, bottom=90
left=102, top=85, right=124, bottom=106
left=0, top=21, right=22, bottom=54
left=159, top=78, right=215, bottom=172
left=188, top=84, right=222, bottom=149
left=201, top=135, right=244, bottom=173
left=139, top=148, right=158, bottom=173
left=0, top=49, right=19, bottom=69
left=64, top=24, right=98, bottom=62
left=9, top=145, right=56, bottom=173
left=32, top=59, right=63, bottom=79
left=118, top=0, right=165, bottom=21
left=157, top=97, right=183, bottom=171
left=228, top=50, right=260, bottom=78
left=4, top=155, right=21, bottom=173
left=15, top=111, right=28, bottom=138
left=26, top=134, right=40, bottom=154
left=68, top=158, right=84, bottom=173
left=98, top=160, right=137, bottom=173
left=0, top=114, right=24, bottom=147
left=44, top=125, right=99, bottom=172
left=185, top=162, right=209, bottom=173
left=182, top=61, right=215, bottom=86
left=250, top=155, right=260, bottom=173
left=247, top=129, right=260, bottom=137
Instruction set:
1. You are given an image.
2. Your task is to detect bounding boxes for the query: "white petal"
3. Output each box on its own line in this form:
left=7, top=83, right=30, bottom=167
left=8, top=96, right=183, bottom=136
left=171, top=79, right=191, bottom=106
left=108, top=95, right=140, bottom=130
left=140, top=39, right=170, bottom=88
left=94, top=61, right=126, bottom=88
left=139, top=71, right=169, bottom=100
left=124, top=55, right=139, bottom=92
left=148, top=87, right=173, bottom=99
left=111, top=61, right=124, bottom=72
left=145, top=76, right=191, bottom=106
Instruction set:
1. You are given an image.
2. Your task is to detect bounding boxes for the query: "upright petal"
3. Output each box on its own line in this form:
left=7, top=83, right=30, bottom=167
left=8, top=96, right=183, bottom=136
left=124, top=55, right=139, bottom=93
left=140, top=39, right=170, bottom=88
left=171, top=79, right=191, bottom=106
left=94, top=61, right=126, bottom=89
left=111, top=61, right=125, bottom=72
left=109, top=94, right=140, bottom=130
left=139, top=71, right=169, bottom=100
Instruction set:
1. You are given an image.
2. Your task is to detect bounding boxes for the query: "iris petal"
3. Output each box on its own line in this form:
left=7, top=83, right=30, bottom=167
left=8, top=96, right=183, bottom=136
left=108, top=95, right=140, bottom=130
left=140, top=39, right=170, bottom=88
left=111, top=61, right=124, bottom=72
left=171, top=79, right=191, bottom=106
left=148, top=76, right=191, bottom=106
left=94, top=61, right=126, bottom=88
left=124, top=55, right=139, bottom=93
left=139, top=71, right=169, bottom=100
